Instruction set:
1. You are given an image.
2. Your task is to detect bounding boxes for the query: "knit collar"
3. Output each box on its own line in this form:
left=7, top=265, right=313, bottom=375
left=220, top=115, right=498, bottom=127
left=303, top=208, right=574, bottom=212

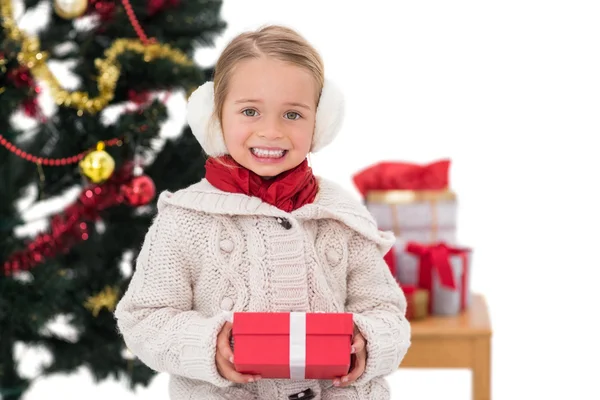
left=157, top=177, right=395, bottom=252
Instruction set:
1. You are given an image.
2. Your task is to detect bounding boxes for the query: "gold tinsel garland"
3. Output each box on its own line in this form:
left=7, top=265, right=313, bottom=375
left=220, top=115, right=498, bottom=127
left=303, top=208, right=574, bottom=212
left=0, top=0, right=194, bottom=115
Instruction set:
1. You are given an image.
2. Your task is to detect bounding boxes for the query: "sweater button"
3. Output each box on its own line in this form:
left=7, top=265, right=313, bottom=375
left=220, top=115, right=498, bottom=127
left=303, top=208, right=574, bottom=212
left=220, top=297, right=234, bottom=311
left=219, top=239, right=234, bottom=253
left=276, top=217, right=292, bottom=229
left=289, top=389, right=315, bottom=400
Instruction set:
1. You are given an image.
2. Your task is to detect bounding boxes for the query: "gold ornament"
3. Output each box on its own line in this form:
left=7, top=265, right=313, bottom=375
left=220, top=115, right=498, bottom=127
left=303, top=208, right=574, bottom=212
left=84, top=286, right=119, bottom=317
left=53, top=0, right=88, bottom=20
left=79, top=141, right=115, bottom=183
left=1, top=0, right=195, bottom=114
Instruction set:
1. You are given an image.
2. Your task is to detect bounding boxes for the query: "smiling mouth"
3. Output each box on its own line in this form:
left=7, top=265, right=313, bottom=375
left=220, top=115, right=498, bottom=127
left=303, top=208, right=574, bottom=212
left=250, top=148, right=287, bottom=159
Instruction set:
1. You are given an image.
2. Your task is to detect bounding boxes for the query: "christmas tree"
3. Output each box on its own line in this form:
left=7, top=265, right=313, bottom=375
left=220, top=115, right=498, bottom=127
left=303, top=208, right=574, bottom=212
left=0, top=1, right=225, bottom=398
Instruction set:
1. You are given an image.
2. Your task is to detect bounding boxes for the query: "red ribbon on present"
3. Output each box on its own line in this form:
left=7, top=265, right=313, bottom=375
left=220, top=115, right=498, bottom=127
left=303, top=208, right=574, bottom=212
left=383, top=248, right=397, bottom=277
left=352, top=159, right=451, bottom=197
left=405, top=242, right=469, bottom=313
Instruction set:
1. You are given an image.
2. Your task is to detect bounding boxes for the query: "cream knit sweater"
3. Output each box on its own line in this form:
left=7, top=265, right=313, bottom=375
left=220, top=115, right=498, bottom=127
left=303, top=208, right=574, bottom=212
left=114, top=177, right=411, bottom=400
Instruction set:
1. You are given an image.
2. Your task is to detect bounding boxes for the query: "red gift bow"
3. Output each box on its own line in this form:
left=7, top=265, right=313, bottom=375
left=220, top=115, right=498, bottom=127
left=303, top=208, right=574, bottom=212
left=405, top=242, right=469, bottom=313
left=352, top=159, right=451, bottom=197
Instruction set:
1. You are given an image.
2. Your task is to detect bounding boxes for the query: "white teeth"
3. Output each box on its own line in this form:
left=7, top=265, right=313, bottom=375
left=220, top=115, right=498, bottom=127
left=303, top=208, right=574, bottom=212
left=251, top=148, right=285, bottom=158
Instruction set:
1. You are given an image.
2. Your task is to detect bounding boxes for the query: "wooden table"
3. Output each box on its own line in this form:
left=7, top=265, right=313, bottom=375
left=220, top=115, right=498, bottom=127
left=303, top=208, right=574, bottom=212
left=399, top=294, right=492, bottom=400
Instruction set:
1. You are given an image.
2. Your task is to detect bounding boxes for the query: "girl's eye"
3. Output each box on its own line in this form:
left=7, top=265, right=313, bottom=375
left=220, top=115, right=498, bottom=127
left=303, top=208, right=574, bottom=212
left=243, top=109, right=258, bottom=117
left=285, top=111, right=300, bottom=120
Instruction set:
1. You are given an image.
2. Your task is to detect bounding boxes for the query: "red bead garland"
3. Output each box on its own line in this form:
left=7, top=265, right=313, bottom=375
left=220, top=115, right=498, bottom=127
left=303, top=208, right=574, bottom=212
left=121, top=0, right=155, bottom=45
left=0, top=135, right=122, bottom=166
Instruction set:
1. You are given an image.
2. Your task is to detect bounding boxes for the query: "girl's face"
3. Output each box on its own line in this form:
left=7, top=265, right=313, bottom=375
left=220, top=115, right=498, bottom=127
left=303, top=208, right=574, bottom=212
left=221, top=57, right=318, bottom=178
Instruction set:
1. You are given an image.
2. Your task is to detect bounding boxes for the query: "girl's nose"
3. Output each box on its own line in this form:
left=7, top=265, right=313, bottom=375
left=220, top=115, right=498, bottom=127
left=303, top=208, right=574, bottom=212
left=257, top=117, right=285, bottom=140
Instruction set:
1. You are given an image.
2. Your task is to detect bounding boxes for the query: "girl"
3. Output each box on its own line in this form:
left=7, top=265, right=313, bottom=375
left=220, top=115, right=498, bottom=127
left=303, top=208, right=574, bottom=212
left=115, top=25, right=411, bottom=400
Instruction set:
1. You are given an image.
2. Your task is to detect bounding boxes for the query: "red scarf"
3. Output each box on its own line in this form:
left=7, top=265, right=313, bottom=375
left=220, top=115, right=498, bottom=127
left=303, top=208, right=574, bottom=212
left=205, top=156, right=318, bottom=212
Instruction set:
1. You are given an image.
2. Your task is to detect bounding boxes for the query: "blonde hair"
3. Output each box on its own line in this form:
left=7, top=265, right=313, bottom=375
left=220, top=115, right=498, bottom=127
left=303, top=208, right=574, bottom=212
left=212, top=25, right=325, bottom=124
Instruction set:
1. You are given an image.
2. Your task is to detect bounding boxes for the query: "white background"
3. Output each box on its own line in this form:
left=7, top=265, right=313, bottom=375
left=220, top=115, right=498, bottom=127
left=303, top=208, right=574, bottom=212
left=10, top=0, right=600, bottom=399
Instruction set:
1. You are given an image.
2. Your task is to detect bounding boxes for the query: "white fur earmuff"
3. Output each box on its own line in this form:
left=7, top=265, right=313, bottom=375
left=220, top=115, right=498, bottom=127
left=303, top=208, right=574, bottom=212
left=186, top=79, right=345, bottom=157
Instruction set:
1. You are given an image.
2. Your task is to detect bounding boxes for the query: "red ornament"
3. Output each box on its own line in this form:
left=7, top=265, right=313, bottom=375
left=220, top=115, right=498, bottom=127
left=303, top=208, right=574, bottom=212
left=22, top=97, right=41, bottom=118
left=8, top=66, right=34, bottom=88
left=89, top=0, right=116, bottom=22
left=121, top=175, right=156, bottom=206
left=147, top=0, right=180, bottom=16
left=127, top=89, right=151, bottom=105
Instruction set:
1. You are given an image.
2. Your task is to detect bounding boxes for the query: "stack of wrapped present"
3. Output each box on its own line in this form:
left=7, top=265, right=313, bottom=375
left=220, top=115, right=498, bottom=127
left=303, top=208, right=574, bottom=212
left=353, top=159, right=472, bottom=320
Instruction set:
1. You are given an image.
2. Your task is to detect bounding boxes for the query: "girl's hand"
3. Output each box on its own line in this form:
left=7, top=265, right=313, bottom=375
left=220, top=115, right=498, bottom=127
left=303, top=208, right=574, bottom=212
left=333, top=325, right=367, bottom=387
left=216, top=321, right=261, bottom=384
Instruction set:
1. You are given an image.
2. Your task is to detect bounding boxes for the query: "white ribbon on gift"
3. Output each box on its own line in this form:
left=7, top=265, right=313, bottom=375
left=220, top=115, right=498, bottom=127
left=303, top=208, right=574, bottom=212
left=289, top=312, right=307, bottom=380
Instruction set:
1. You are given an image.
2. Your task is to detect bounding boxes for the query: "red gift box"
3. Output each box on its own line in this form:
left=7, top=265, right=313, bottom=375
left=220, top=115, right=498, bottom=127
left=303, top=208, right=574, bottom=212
left=232, top=312, right=353, bottom=380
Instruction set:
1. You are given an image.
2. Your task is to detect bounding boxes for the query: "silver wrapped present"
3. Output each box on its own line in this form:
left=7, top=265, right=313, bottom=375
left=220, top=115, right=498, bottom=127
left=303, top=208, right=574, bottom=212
left=366, top=190, right=457, bottom=244
left=392, top=240, right=472, bottom=316
left=353, top=160, right=457, bottom=243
